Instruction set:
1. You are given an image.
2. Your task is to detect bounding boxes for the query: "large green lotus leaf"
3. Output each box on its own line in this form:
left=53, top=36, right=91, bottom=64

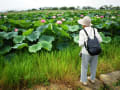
left=0, top=46, right=11, bottom=55
left=6, top=32, right=18, bottom=40
left=99, top=32, right=104, bottom=38
left=27, top=31, right=40, bottom=42
left=61, top=25, right=69, bottom=31
left=99, top=32, right=111, bottom=43
left=112, top=21, right=119, bottom=27
left=0, top=39, right=3, bottom=47
left=12, top=43, right=28, bottom=49
left=102, top=37, right=111, bottom=43
left=0, top=32, right=8, bottom=39
left=39, top=35, right=55, bottom=43
left=0, top=25, right=8, bottom=31
left=13, top=35, right=25, bottom=44
left=41, top=24, right=55, bottom=35
left=113, top=36, right=120, bottom=42
left=22, top=28, right=33, bottom=36
left=38, top=41, right=52, bottom=51
left=47, top=23, right=53, bottom=30
left=53, top=27, right=70, bottom=38
left=59, top=29, right=70, bottom=38
left=103, top=21, right=112, bottom=29
left=28, top=43, right=42, bottom=53
left=48, top=19, right=54, bottom=23
left=73, top=34, right=79, bottom=44
left=56, top=42, right=69, bottom=50
left=95, top=24, right=104, bottom=29
left=9, top=19, right=32, bottom=28
left=36, top=24, right=49, bottom=33
left=33, top=21, right=41, bottom=27
left=68, top=25, right=79, bottom=32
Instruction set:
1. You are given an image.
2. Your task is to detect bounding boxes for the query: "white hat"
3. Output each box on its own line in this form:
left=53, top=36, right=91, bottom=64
left=78, top=16, right=92, bottom=27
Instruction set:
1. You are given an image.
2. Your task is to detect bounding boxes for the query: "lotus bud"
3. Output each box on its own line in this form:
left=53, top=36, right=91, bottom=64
left=56, top=20, right=62, bottom=24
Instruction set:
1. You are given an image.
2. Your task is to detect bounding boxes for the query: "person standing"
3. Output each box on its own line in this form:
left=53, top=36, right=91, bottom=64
left=78, top=16, right=102, bottom=85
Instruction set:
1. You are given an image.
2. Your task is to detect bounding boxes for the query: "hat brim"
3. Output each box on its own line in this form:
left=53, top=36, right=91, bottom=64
left=78, top=19, right=84, bottom=25
left=78, top=19, right=92, bottom=26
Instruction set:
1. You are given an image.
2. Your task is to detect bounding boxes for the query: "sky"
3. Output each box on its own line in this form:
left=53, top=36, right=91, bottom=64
left=0, top=0, right=120, bottom=11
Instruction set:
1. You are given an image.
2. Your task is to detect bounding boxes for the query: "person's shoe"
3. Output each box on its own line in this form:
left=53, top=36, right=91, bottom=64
left=87, top=76, right=95, bottom=84
left=80, top=80, right=88, bottom=86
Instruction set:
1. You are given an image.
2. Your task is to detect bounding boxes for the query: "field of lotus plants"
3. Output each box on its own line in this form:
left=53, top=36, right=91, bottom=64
left=0, top=10, right=120, bottom=54
left=0, top=10, right=120, bottom=89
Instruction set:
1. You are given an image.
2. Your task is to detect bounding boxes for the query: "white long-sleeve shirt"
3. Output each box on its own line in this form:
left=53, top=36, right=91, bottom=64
left=79, top=27, right=102, bottom=55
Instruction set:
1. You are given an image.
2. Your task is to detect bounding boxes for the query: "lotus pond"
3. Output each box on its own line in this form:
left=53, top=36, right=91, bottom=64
left=0, top=10, right=120, bottom=54
left=0, top=10, right=120, bottom=89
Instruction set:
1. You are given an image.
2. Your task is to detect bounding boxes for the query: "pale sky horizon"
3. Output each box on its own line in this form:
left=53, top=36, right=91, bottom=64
left=0, top=0, right=120, bottom=12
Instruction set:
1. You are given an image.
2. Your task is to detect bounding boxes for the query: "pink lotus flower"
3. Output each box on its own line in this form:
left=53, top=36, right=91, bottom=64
left=61, top=18, right=65, bottom=21
left=14, top=28, right=18, bottom=32
left=52, top=16, right=56, bottom=19
left=41, top=19, right=46, bottom=23
left=100, top=16, right=104, bottom=18
left=56, top=20, right=62, bottom=24
left=80, top=15, right=84, bottom=17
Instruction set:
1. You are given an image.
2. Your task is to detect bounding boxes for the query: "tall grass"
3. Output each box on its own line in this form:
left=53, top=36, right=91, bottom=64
left=0, top=42, right=120, bottom=89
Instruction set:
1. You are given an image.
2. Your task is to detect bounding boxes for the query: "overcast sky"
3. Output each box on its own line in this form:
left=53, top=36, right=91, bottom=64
left=0, top=0, right=120, bottom=11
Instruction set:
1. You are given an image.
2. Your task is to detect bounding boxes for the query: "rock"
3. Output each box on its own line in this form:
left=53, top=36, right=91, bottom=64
left=114, top=86, right=120, bottom=90
left=99, top=71, right=120, bottom=86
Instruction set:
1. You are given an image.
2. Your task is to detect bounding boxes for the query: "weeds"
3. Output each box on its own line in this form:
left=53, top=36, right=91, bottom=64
left=0, top=42, right=120, bottom=89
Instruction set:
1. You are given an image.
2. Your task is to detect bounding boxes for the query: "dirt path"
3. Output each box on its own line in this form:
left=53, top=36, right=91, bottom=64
left=22, top=78, right=103, bottom=90
left=22, top=71, right=120, bottom=90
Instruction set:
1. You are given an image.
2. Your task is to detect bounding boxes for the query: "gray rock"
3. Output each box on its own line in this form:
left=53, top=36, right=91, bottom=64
left=114, top=86, right=120, bottom=90
left=99, top=71, right=120, bottom=86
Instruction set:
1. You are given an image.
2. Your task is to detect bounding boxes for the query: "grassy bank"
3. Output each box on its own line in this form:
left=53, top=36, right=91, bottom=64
left=0, top=42, right=120, bottom=89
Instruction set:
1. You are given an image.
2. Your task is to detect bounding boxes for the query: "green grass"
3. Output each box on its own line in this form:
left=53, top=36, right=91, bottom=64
left=0, top=42, right=120, bottom=89
left=113, top=80, right=120, bottom=87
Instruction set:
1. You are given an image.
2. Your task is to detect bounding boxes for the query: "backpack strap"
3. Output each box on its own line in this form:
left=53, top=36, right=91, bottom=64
left=83, top=28, right=88, bottom=49
left=93, top=28, right=96, bottom=38
left=83, top=28, right=89, bottom=38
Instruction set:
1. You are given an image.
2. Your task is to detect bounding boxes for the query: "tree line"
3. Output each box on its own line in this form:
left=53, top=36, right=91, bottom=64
left=35, top=5, right=120, bottom=10
left=3, top=5, right=120, bottom=13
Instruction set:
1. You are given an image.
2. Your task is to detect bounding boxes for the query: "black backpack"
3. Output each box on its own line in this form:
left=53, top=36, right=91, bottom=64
left=83, top=28, right=102, bottom=56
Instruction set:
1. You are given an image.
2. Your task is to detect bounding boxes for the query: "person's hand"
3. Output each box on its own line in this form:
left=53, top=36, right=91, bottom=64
left=79, top=51, right=82, bottom=57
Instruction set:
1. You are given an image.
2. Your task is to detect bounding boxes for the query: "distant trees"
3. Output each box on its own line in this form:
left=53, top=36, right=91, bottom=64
left=60, top=7, right=68, bottom=10
left=100, top=5, right=112, bottom=10
left=25, top=5, right=120, bottom=12
left=1, top=4, right=120, bottom=13
left=112, top=6, right=120, bottom=10
left=31, top=8, right=37, bottom=11
left=100, top=5, right=120, bottom=10
left=38, top=7, right=76, bottom=10
left=52, top=7, right=59, bottom=10
left=59, top=7, right=75, bottom=10
left=82, top=6, right=96, bottom=10
left=68, top=7, right=76, bottom=10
